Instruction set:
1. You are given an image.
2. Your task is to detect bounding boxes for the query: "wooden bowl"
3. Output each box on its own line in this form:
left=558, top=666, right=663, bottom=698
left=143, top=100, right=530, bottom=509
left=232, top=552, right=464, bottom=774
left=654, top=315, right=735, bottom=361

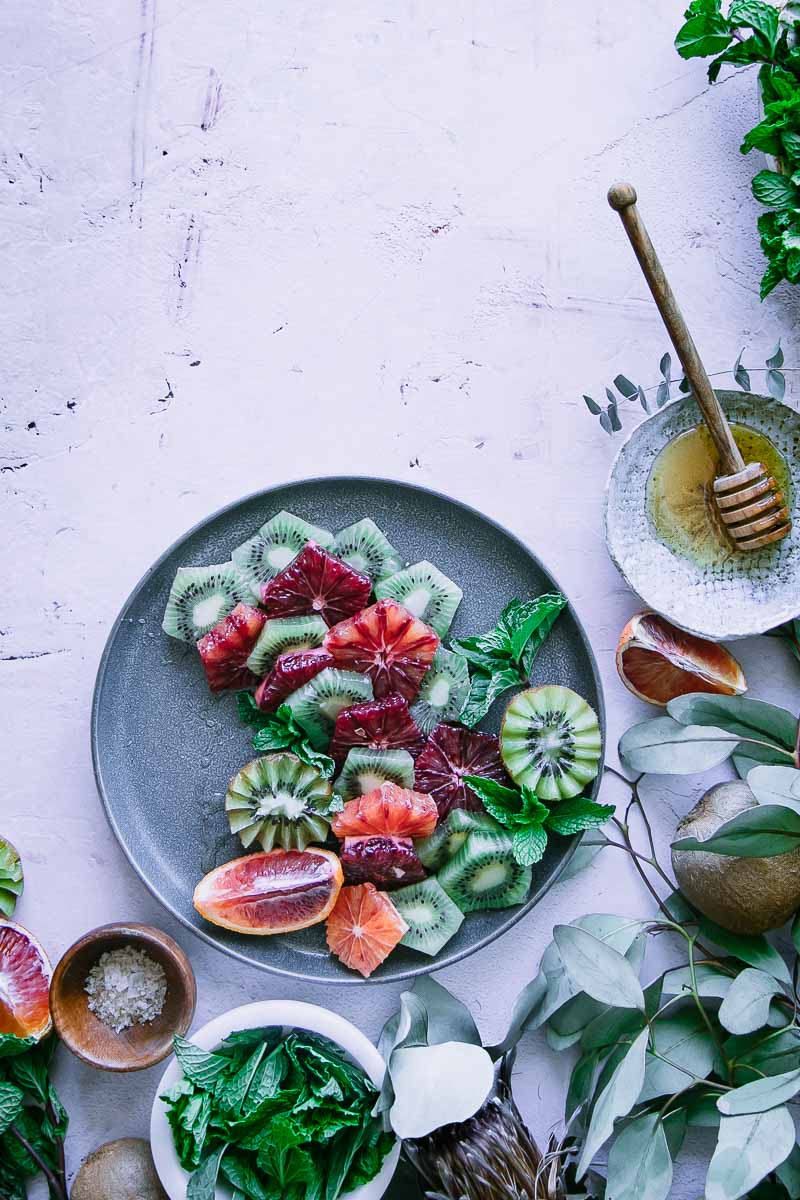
left=50, top=923, right=196, bottom=1072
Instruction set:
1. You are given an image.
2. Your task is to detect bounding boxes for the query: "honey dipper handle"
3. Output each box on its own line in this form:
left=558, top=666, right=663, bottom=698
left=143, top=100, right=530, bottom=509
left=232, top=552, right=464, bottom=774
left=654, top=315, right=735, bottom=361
left=607, top=183, right=745, bottom=476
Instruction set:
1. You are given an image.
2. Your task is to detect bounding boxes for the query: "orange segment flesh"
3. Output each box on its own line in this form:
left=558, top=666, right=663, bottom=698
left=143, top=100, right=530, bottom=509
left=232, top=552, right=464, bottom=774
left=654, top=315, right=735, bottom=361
left=194, top=848, right=343, bottom=935
left=326, top=883, right=408, bottom=977
left=331, top=782, right=438, bottom=839
left=0, top=922, right=52, bottom=1040
left=616, top=611, right=747, bottom=706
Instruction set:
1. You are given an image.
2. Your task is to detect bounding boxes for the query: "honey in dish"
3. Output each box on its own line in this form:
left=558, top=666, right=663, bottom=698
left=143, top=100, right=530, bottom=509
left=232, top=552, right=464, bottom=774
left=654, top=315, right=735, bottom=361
left=646, top=423, right=790, bottom=567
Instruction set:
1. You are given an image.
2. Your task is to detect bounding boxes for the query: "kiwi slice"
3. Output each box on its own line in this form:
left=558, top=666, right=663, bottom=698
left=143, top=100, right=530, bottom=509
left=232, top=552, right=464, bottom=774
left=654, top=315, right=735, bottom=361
left=437, top=829, right=532, bottom=913
left=500, top=685, right=602, bottom=802
left=335, top=748, right=415, bottom=801
left=285, top=668, right=373, bottom=749
left=415, top=808, right=502, bottom=871
left=225, top=751, right=334, bottom=851
left=392, top=878, right=464, bottom=955
left=375, top=561, right=462, bottom=637
left=411, top=647, right=470, bottom=735
left=246, top=615, right=328, bottom=677
left=162, top=562, right=251, bottom=643
left=333, top=518, right=403, bottom=583
left=232, top=510, right=335, bottom=595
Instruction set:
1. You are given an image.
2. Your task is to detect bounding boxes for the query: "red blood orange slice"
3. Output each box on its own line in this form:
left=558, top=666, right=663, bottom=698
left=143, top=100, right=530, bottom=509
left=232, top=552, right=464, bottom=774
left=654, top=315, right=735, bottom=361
left=193, top=848, right=343, bottom=935
left=197, top=603, right=266, bottom=693
left=616, top=611, right=747, bottom=706
left=326, top=882, right=408, bottom=976
left=254, top=648, right=334, bottom=712
left=414, top=723, right=509, bottom=819
left=0, top=921, right=52, bottom=1041
left=260, top=542, right=371, bottom=627
left=330, top=695, right=425, bottom=762
left=332, top=782, right=438, bottom=839
left=324, top=600, right=439, bottom=701
left=339, top=836, right=427, bottom=890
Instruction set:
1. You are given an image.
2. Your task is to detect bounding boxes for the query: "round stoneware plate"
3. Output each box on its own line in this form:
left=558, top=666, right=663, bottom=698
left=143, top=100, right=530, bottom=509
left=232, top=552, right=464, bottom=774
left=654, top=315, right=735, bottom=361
left=605, top=390, right=800, bottom=640
left=150, top=1000, right=401, bottom=1200
left=93, top=476, right=604, bottom=983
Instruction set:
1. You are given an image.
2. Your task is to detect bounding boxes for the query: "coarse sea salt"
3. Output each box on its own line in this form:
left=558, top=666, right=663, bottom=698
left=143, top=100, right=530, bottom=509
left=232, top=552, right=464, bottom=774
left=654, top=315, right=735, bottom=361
left=84, top=944, right=167, bottom=1033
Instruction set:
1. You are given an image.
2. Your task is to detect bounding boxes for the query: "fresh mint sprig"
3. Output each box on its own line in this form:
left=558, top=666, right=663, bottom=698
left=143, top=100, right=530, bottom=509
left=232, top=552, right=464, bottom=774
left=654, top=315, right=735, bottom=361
left=236, top=694, right=336, bottom=779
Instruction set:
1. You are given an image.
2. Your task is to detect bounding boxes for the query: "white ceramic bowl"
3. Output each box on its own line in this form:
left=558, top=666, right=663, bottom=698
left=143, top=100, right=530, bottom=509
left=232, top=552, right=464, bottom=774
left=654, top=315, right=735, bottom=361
left=150, top=1000, right=401, bottom=1200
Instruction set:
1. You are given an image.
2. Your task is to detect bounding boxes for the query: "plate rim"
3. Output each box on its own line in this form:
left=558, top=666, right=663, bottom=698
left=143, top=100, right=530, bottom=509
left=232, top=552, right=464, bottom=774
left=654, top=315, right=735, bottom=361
left=92, top=473, right=606, bottom=984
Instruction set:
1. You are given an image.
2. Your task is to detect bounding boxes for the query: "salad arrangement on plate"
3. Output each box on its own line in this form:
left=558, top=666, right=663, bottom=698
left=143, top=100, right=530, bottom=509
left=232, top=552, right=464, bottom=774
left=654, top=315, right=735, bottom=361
left=162, top=511, right=607, bottom=976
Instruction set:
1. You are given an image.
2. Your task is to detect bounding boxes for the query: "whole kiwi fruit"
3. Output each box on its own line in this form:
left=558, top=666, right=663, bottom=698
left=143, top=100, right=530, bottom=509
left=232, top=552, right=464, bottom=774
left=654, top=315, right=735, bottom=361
left=71, top=1138, right=167, bottom=1200
left=671, top=780, right=800, bottom=935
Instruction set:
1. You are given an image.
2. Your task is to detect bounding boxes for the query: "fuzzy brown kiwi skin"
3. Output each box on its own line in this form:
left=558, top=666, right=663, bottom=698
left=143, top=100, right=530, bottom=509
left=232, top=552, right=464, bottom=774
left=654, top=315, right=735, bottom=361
left=672, top=781, right=800, bottom=935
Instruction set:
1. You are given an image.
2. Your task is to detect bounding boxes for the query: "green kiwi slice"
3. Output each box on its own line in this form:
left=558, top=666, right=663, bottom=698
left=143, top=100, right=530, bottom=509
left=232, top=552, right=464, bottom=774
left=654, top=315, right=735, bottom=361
left=500, top=685, right=602, bottom=802
left=333, top=518, right=403, bottom=583
left=162, top=562, right=251, bottom=643
left=334, top=748, right=415, bottom=801
left=225, top=752, right=335, bottom=851
left=232, top=510, right=334, bottom=595
left=437, top=829, right=532, bottom=912
left=415, top=808, right=502, bottom=871
left=374, top=560, right=462, bottom=637
left=246, top=615, right=328, bottom=677
left=392, top=878, right=464, bottom=955
left=285, top=668, right=373, bottom=749
left=411, top=647, right=470, bottom=734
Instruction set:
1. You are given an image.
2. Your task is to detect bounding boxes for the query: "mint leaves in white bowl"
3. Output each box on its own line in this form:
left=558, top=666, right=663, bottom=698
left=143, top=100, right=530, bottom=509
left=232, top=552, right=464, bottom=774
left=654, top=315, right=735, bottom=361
left=150, top=1000, right=400, bottom=1200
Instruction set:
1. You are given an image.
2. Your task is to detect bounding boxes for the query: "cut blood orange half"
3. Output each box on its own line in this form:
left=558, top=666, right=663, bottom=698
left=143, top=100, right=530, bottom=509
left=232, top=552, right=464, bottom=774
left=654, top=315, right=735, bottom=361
left=332, top=782, right=438, bottom=839
left=324, top=599, right=439, bottom=701
left=0, top=921, right=52, bottom=1041
left=326, top=882, right=408, bottom=977
left=616, top=611, right=747, bottom=706
left=193, top=848, right=343, bottom=935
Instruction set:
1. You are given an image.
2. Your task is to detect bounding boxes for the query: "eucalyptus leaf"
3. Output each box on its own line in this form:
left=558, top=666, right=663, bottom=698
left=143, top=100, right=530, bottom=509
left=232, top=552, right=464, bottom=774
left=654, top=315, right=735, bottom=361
left=554, top=925, right=645, bottom=1011
left=584, top=395, right=602, bottom=415
left=638, top=1012, right=716, bottom=1102
left=613, top=374, right=638, bottom=399
left=705, top=1106, right=796, bottom=1200
left=667, top=694, right=797, bottom=763
left=718, top=1066, right=800, bottom=1115
left=671, top=803, right=800, bottom=857
left=659, top=352, right=671, bottom=380
left=733, top=347, right=752, bottom=391
left=411, top=977, right=482, bottom=1047
left=777, top=1144, right=800, bottom=1199
left=747, top=764, right=800, bottom=810
left=0, top=839, right=22, bottom=919
left=718, top=968, right=784, bottom=1035
left=619, top=716, right=738, bottom=775
left=699, top=918, right=793, bottom=986
left=575, top=1028, right=649, bottom=1180
left=388, top=1042, right=494, bottom=1139
left=793, top=911, right=800, bottom=957
left=605, top=1112, right=672, bottom=1200
left=661, top=963, right=733, bottom=1000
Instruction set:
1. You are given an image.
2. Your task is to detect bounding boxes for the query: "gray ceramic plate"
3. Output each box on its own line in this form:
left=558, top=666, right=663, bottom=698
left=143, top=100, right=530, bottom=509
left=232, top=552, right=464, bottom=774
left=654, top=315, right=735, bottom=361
left=92, top=477, right=604, bottom=984
left=605, top=390, right=800, bottom=640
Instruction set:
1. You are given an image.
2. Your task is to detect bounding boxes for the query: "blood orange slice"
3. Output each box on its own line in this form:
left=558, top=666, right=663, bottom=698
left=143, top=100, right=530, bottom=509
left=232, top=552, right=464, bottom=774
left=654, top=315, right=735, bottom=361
left=332, top=782, right=438, bottom=838
left=616, top=611, right=747, bottom=706
left=254, top=648, right=334, bottom=712
left=326, top=883, right=408, bottom=976
left=340, top=836, right=427, bottom=890
left=0, top=921, right=52, bottom=1041
left=414, top=723, right=509, bottom=819
left=324, top=600, right=439, bottom=701
left=193, top=848, right=343, bottom=935
left=260, top=542, right=371, bottom=627
left=197, top=603, right=266, bottom=693
left=330, top=695, right=425, bottom=762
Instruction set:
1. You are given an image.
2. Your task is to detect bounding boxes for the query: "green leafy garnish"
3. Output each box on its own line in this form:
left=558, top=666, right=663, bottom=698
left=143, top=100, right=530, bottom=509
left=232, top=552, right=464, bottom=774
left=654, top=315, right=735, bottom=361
left=0, top=839, right=23, bottom=919
left=463, top=775, right=613, bottom=867
left=237, top=696, right=336, bottom=779
left=162, top=1028, right=393, bottom=1200
left=451, top=594, right=567, bottom=727
left=0, top=1035, right=69, bottom=1199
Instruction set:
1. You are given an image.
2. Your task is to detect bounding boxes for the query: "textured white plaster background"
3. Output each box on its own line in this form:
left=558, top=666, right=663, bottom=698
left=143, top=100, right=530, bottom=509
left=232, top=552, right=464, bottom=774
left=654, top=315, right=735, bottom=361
left=2, top=2, right=800, bottom=1196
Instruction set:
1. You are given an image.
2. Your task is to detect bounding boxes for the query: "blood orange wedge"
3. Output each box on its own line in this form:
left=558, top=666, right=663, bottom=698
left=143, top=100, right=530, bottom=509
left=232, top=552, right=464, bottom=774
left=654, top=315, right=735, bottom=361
left=197, top=603, right=266, bottom=693
left=254, top=648, right=334, bottom=712
left=260, top=542, right=371, bottom=627
left=414, top=723, right=509, bottom=819
left=616, top=611, right=747, bottom=706
left=324, top=600, right=439, bottom=701
left=340, top=836, right=426, bottom=890
left=193, top=848, right=343, bottom=935
left=332, top=782, right=438, bottom=839
left=330, top=695, right=426, bottom=762
left=0, top=921, right=52, bottom=1041
left=326, top=883, right=408, bottom=976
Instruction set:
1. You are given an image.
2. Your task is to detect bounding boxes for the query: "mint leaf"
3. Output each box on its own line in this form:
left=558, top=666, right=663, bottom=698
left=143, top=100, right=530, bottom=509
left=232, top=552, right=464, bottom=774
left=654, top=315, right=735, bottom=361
left=752, top=170, right=799, bottom=210
left=545, top=797, right=615, bottom=836
left=729, top=0, right=779, bottom=49
left=459, top=667, right=521, bottom=728
left=187, top=1144, right=227, bottom=1200
left=0, top=839, right=22, bottom=919
left=0, top=1085, right=24, bottom=1136
left=245, top=702, right=336, bottom=779
left=461, top=775, right=521, bottom=824
left=0, top=1034, right=35, bottom=1060
left=512, top=825, right=548, bottom=865
left=509, top=593, right=566, bottom=666
left=173, top=1036, right=231, bottom=1090
left=675, top=13, right=733, bottom=57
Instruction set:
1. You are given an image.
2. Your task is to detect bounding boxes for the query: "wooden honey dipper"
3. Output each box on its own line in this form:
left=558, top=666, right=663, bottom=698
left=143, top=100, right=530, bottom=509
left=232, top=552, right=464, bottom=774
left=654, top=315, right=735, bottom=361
left=608, top=182, right=791, bottom=552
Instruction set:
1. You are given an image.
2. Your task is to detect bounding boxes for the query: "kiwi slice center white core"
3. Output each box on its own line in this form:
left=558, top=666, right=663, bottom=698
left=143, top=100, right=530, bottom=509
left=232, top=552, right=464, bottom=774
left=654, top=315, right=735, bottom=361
left=268, top=546, right=297, bottom=571
left=257, top=792, right=307, bottom=821
left=473, top=862, right=510, bottom=893
left=427, top=677, right=451, bottom=707
left=402, top=586, right=431, bottom=617
left=530, top=714, right=576, bottom=765
left=193, top=595, right=227, bottom=629
left=319, top=696, right=350, bottom=720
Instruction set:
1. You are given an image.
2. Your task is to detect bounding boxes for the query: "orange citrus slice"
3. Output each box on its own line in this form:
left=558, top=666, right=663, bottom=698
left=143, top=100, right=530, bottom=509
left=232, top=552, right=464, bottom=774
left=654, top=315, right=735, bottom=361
left=326, top=883, right=408, bottom=977
left=0, top=921, right=52, bottom=1041
left=616, top=611, right=746, bottom=706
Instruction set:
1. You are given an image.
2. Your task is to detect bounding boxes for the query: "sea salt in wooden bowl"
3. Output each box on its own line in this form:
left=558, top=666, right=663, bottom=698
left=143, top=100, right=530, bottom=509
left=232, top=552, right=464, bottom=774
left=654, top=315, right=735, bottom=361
left=50, top=922, right=196, bottom=1071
